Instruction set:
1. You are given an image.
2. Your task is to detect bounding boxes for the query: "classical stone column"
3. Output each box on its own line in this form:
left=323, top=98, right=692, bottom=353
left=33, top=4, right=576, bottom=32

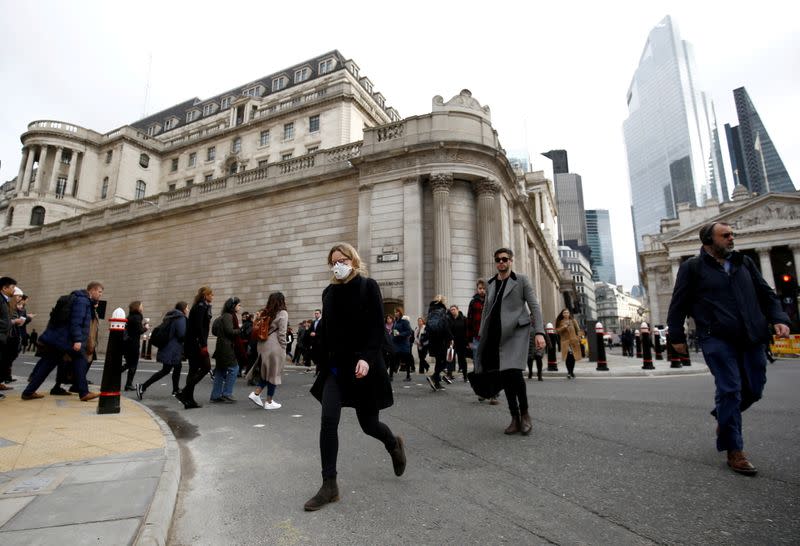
left=670, top=258, right=681, bottom=288
left=403, top=176, right=424, bottom=320
left=16, top=148, right=29, bottom=191
left=791, top=245, right=800, bottom=283
left=21, top=148, right=34, bottom=193
left=430, top=172, right=453, bottom=299
left=49, top=146, right=64, bottom=194
left=756, top=247, right=775, bottom=288
left=66, top=150, right=78, bottom=197
left=474, top=177, right=500, bottom=279
left=356, top=183, right=374, bottom=266
left=37, top=145, right=49, bottom=193
left=646, top=267, right=661, bottom=326
left=513, top=219, right=529, bottom=277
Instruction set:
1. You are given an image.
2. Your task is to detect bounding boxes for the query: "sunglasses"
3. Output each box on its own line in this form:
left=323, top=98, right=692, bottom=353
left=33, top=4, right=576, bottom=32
left=494, top=256, right=510, bottom=263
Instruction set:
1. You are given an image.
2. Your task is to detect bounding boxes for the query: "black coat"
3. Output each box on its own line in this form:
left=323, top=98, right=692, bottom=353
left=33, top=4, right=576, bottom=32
left=310, top=275, right=393, bottom=411
left=447, top=311, right=468, bottom=349
left=125, top=311, right=146, bottom=350
left=184, top=300, right=211, bottom=357
left=667, top=248, right=789, bottom=346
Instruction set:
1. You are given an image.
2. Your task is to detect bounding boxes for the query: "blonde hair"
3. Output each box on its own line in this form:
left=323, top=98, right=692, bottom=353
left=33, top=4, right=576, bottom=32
left=327, top=242, right=367, bottom=283
left=433, top=294, right=447, bottom=305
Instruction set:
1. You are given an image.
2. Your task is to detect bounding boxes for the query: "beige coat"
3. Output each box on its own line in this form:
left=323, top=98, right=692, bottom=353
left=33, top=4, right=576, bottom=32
left=257, top=309, right=288, bottom=385
left=557, top=318, right=583, bottom=362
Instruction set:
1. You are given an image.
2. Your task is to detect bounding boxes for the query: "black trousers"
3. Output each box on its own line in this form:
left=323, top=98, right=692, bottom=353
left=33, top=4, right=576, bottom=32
left=527, top=356, right=543, bottom=378
left=319, top=374, right=396, bottom=479
left=501, top=369, right=528, bottom=416
left=431, top=353, right=447, bottom=384
left=141, top=363, right=182, bottom=393
left=182, top=351, right=210, bottom=401
left=123, top=343, right=140, bottom=387
left=565, top=353, right=575, bottom=376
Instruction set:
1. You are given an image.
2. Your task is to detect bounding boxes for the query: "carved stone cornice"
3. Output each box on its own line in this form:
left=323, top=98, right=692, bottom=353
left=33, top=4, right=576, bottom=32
left=473, top=178, right=500, bottom=197
left=429, top=172, right=453, bottom=193
left=402, top=176, right=420, bottom=186
left=358, top=183, right=375, bottom=192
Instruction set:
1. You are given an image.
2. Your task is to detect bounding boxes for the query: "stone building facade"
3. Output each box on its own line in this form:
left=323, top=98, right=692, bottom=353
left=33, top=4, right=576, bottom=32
left=595, top=282, right=647, bottom=334
left=0, top=53, right=563, bottom=350
left=639, top=185, right=800, bottom=330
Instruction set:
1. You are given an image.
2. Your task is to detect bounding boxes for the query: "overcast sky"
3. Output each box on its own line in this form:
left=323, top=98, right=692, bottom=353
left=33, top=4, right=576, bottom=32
left=1, top=0, right=797, bottom=291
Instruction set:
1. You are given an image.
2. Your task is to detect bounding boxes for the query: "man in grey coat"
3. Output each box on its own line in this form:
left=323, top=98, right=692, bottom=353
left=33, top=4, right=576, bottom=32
left=477, top=248, right=545, bottom=435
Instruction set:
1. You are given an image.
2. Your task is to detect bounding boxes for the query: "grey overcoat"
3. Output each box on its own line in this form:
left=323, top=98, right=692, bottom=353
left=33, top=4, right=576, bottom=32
left=476, top=272, right=545, bottom=372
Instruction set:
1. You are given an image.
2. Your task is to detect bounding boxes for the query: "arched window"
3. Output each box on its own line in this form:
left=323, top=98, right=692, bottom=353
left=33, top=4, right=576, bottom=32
left=135, top=180, right=146, bottom=200
left=6, top=207, right=13, bottom=227
left=139, top=153, right=150, bottom=168
left=30, top=206, right=45, bottom=226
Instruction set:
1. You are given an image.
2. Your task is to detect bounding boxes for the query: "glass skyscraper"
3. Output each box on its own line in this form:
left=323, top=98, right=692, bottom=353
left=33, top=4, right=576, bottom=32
left=725, top=87, right=794, bottom=194
left=585, top=209, right=616, bottom=284
left=623, top=15, right=728, bottom=252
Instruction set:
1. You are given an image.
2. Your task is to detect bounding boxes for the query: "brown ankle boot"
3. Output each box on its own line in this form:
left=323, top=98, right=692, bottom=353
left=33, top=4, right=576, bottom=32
left=520, top=411, right=532, bottom=435
left=390, top=435, right=406, bottom=476
left=727, top=450, right=757, bottom=476
left=304, top=478, right=340, bottom=511
left=504, top=416, right=521, bottom=435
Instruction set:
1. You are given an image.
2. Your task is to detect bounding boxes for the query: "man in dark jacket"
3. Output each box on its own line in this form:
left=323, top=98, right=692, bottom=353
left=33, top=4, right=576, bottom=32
left=0, top=276, right=22, bottom=398
left=425, top=296, right=453, bottom=391
left=447, top=305, right=468, bottom=380
left=392, top=307, right=414, bottom=381
left=667, top=222, right=790, bottom=476
left=22, top=282, right=104, bottom=401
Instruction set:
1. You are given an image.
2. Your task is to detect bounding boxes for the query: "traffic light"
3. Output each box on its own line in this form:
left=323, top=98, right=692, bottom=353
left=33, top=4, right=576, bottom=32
left=782, top=274, right=792, bottom=283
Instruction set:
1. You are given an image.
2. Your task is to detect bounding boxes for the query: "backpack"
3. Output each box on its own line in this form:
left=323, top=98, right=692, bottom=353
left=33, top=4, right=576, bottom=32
left=425, top=307, right=447, bottom=337
left=150, top=315, right=175, bottom=349
left=47, top=294, right=74, bottom=329
left=252, top=312, right=270, bottom=342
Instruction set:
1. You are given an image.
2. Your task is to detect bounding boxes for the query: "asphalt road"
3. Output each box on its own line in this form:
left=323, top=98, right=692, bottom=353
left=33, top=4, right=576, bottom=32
left=14, top=356, right=800, bottom=545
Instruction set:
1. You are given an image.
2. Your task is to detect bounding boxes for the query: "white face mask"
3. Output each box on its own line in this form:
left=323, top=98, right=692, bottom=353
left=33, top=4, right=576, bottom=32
left=332, top=262, right=353, bottom=280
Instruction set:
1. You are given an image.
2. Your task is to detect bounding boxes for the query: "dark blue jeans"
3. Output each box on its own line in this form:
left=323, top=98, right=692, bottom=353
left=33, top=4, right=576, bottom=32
left=700, top=336, right=767, bottom=452
left=24, top=350, right=89, bottom=398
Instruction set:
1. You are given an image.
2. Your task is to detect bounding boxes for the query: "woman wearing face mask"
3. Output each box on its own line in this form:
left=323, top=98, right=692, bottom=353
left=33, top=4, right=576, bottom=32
left=304, top=242, right=406, bottom=512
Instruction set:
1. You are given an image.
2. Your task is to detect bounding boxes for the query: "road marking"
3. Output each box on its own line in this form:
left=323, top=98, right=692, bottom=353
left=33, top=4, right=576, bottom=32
left=253, top=424, right=266, bottom=428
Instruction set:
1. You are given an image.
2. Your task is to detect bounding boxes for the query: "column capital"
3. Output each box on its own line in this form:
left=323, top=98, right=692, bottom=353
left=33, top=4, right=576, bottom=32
left=429, top=172, right=453, bottom=193
left=358, top=183, right=375, bottom=192
left=754, top=245, right=772, bottom=254
left=473, top=177, right=500, bottom=197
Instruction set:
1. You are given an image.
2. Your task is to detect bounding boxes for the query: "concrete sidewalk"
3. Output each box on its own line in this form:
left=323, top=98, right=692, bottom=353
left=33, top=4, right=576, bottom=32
left=0, top=390, right=179, bottom=546
left=0, top=350, right=710, bottom=545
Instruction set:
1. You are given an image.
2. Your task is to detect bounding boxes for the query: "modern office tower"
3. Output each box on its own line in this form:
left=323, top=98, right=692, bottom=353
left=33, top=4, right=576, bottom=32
left=623, top=15, right=727, bottom=252
left=724, top=87, right=794, bottom=195
left=585, top=209, right=617, bottom=284
left=542, top=150, right=569, bottom=175
left=554, top=172, right=588, bottom=250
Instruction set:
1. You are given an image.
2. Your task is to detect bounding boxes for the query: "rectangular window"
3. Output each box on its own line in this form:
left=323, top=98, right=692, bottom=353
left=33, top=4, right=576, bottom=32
left=281, top=152, right=293, bottom=161
left=272, top=76, right=287, bottom=92
left=294, top=67, right=310, bottom=83
left=61, top=150, right=72, bottom=164
left=147, top=125, right=157, bottom=136
left=232, top=137, right=241, bottom=153
left=244, top=86, right=259, bottom=97
left=318, top=58, right=335, bottom=74
left=171, top=158, right=179, bottom=172
left=309, top=114, right=320, bottom=133
left=207, top=146, right=215, bottom=161
left=164, top=118, right=176, bottom=130
left=105, top=150, right=113, bottom=164
left=188, top=152, right=197, bottom=167
left=186, top=178, right=194, bottom=186
left=204, top=173, right=214, bottom=182
left=259, top=130, right=270, bottom=147
left=186, top=110, right=198, bottom=122
left=258, top=159, right=269, bottom=168
left=221, top=97, right=232, bottom=108
left=101, top=177, right=109, bottom=199
left=55, top=176, right=67, bottom=197
left=283, top=122, right=294, bottom=141
left=202, top=104, right=214, bottom=116
left=168, top=183, right=176, bottom=192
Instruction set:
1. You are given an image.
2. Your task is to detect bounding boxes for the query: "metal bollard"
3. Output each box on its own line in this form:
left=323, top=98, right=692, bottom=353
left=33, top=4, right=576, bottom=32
left=595, top=322, right=608, bottom=371
left=635, top=329, right=642, bottom=359
left=653, top=327, right=663, bottom=360
left=640, top=322, right=654, bottom=370
left=98, top=307, right=126, bottom=415
left=666, top=330, right=682, bottom=368
left=546, top=322, right=558, bottom=371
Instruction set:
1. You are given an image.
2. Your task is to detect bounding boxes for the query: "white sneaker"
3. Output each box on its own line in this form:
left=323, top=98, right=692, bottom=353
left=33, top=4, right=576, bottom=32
left=248, top=392, right=264, bottom=408
left=264, top=401, right=282, bottom=410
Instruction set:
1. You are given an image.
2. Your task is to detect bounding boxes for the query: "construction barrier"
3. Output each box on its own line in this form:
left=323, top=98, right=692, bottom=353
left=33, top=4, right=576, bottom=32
left=770, top=334, right=800, bottom=356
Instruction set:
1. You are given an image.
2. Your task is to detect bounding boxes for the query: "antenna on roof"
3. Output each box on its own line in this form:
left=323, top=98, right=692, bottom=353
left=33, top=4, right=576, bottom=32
left=142, top=53, right=152, bottom=119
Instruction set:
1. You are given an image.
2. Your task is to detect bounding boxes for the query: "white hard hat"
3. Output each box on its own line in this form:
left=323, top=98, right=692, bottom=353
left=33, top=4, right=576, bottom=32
left=13, top=287, right=23, bottom=296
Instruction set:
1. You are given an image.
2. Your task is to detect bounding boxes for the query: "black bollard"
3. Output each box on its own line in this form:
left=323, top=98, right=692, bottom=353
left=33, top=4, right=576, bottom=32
left=635, top=330, right=642, bottom=359
left=595, top=322, right=609, bottom=371
left=666, top=331, right=682, bottom=368
left=98, top=307, right=127, bottom=414
left=653, top=327, right=663, bottom=360
left=145, top=338, right=153, bottom=360
left=641, top=322, right=654, bottom=370
left=546, top=323, right=559, bottom=371
left=680, top=350, right=691, bottom=367
left=140, top=338, right=147, bottom=359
